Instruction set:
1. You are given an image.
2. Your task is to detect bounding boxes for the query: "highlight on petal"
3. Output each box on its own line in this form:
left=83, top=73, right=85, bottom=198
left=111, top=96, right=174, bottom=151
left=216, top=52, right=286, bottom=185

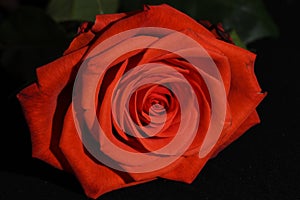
left=72, top=27, right=227, bottom=174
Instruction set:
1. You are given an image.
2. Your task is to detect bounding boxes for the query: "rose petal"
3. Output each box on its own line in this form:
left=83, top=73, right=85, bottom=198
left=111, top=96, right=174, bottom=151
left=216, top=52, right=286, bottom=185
left=17, top=47, right=87, bottom=170
left=133, top=29, right=232, bottom=96
left=92, top=13, right=134, bottom=33
left=59, top=106, right=156, bottom=198
left=64, top=11, right=140, bottom=55
left=208, top=39, right=266, bottom=145
left=159, top=154, right=209, bottom=183
left=211, top=109, right=263, bottom=158
left=63, top=31, right=95, bottom=55
left=86, top=4, right=215, bottom=53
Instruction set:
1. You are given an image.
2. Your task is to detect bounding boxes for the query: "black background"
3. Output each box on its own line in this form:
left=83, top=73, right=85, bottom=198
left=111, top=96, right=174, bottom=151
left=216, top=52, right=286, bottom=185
left=1, top=0, right=299, bottom=199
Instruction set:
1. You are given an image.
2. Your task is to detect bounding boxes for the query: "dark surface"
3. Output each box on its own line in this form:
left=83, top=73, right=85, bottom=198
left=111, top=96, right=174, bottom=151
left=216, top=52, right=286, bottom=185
left=1, top=0, right=299, bottom=199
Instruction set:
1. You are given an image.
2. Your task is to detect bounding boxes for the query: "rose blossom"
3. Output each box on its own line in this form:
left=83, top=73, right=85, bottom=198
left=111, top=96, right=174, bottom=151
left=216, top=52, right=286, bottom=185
left=17, top=4, right=266, bottom=199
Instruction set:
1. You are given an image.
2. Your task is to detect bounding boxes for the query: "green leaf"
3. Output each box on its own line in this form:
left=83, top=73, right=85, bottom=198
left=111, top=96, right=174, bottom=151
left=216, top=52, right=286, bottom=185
left=0, top=6, right=69, bottom=96
left=47, top=0, right=120, bottom=22
left=119, top=0, right=279, bottom=45
left=230, top=30, right=247, bottom=49
left=217, top=0, right=280, bottom=44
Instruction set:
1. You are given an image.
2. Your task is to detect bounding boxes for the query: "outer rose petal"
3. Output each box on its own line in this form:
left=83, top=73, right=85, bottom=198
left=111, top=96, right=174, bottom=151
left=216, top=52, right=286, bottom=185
left=159, top=154, right=210, bottom=183
left=87, top=4, right=216, bottom=52
left=92, top=13, right=135, bottom=33
left=59, top=107, right=156, bottom=198
left=210, top=40, right=266, bottom=150
left=17, top=47, right=87, bottom=170
left=63, top=31, right=95, bottom=55
left=64, top=12, right=136, bottom=55
left=211, top=110, right=262, bottom=157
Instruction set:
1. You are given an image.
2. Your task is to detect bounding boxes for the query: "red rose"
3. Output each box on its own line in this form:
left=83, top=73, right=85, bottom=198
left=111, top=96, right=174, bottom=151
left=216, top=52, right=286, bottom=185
left=17, top=4, right=266, bottom=199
